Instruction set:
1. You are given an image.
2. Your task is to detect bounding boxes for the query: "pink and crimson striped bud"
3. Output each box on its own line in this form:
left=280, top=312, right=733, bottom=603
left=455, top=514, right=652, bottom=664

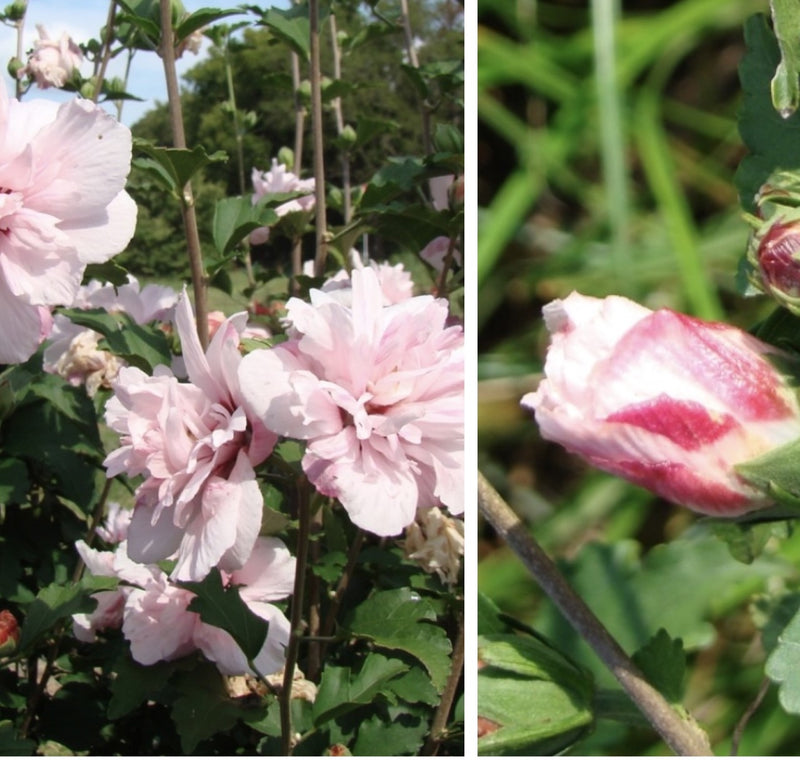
left=522, top=292, right=800, bottom=517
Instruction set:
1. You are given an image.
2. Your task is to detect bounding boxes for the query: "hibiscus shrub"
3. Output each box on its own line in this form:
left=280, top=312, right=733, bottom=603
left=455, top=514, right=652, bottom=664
left=0, top=0, right=463, bottom=757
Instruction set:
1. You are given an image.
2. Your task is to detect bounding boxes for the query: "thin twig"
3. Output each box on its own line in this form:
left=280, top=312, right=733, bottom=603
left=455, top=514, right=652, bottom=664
left=159, top=0, right=208, bottom=350
left=730, top=677, right=771, bottom=756
left=329, top=14, right=352, bottom=224
left=477, top=471, right=714, bottom=757
left=92, top=0, right=118, bottom=103
left=280, top=479, right=312, bottom=755
left=308, top=0, right=328, bottom=276
left=320, top=529, right=366, bottom=642
left=422, top=610, right=464, bottom=755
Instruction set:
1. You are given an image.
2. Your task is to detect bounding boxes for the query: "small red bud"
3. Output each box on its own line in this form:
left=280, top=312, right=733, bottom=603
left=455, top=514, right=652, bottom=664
left=0, top=610, right=20, bottom=654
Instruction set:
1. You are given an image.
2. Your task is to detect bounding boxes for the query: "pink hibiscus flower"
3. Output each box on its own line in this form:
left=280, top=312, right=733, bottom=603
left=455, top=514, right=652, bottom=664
left=74, top=535, right=295, bottom=677
left=104, top=290, right=277, bottom=581
left=0, top=81, right=136, bottom=363
left=238, top=267, right=464, bottom=536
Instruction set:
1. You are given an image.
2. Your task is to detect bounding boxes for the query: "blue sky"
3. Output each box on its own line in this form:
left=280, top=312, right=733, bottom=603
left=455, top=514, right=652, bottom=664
left=2, top=0, right=279, bottom=126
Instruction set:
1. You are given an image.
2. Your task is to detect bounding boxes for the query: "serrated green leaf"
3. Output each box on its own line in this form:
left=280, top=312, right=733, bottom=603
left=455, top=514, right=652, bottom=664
left=346, top=588, right=452, bottom=692
left=766, top=603, right=800, bottom=713
left=736, top=14, right=800, bottom=212
left=180, top=569, right=268, bottom=663
left=631, top=629, right=686, bottom=705
left=352, top=705, right=429, bottom=756
left=385, top=665, right=440, bottom=706
left=313, top=653, right=408, bottom=725
left=19, top=580, right=102, bottom=652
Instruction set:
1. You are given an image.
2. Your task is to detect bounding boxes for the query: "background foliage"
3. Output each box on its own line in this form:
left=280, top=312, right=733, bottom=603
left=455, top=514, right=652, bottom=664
left=478, top=0, right=800, bottom=756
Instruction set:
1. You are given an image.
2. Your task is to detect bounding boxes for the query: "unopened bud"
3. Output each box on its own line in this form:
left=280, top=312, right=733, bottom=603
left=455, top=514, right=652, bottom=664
left=745, top=170, right=800, bottom=313
left=276, top=146, right=294, bottom=170
left=0, top=610, right=20, bottom=655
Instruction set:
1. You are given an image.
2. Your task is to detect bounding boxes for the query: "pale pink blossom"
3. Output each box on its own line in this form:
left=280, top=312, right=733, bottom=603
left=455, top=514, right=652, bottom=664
left=44, top=277, right=177, bottom=394
left=249, top=159, right=315, bottom=244
left=74, top=536, right=295, bottom=676
left=207, top=310, right=269, bottom=342
left=18, top=26, right=83, bottom=89
left=523, top=292, right=800, bottom=516
left=0, top=81, right=136, bottom=363
left=420, top=236, right=461, bottom=272
left=104, top=290, right=276, bottom=581
left=239, top=267, right=464, bottom=536
left=96, top=502, right=133, bottom=544
left=318, top=252, right=414, bottom=306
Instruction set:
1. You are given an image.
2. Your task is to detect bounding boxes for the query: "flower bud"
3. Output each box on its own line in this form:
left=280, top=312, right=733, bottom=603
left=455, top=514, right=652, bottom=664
left=0, top=609, right=20, bottom=655
left=745, top=170, right=800, bottom=313
left=523, top=292, right=800, bottom=517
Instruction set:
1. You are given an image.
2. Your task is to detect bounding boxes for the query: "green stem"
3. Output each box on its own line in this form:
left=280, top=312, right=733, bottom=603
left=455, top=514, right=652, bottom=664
left=280, top=479, right=312, bottom=756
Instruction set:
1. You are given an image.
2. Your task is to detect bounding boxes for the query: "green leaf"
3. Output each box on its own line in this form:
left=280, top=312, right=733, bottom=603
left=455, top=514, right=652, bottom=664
left=0, top=720, right=34, bottom=756
left=175, top=7, right=242, bottom=41
left=736, top=14, right=800, bottom=212
left=19, top=578, right=111, bottom=652
left=478, top=634, right=592, bottom=698
left=352, top=705, right=429, bottom=756
left=256, top=4, right=318, bottom=61
left=0, top=457, right=28, bottom=505
left=736, top=436, right=800, bottom=503
left=345, top=588, right=452, bottom=692
left=171, top=662, right=268, bottom=753
left=212, top=195, right=279, bottom=256
left=478, top=666, right=593, bottom=756
left=83, top=260, right=130, bottom=287
left=313, top=653, right=408, bottom=725
left=766, top=602, right=800, bottom=713
left=536, top=537, right=788, bottom=687
left=478, top=592, right=513, bottom=635
left=108, top=656, right=177, bottom=720
left=133, top=140, right=228, bottom=197
left=631, top=629, right=686, bottom=705
left=750, top=305, right=800, bottom=352
left=385, top=666, right=440, bottom=707
left=770, top=0, right=800, bottom=117
left=180, top=569, right=268, bottom=663
left=706, top=518, right=793, bottom=564
left=59, top=308, right=172, bottom=374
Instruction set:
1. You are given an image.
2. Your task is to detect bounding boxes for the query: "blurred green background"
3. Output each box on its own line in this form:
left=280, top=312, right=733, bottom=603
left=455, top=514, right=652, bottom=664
left=477, top=0, right=800, bottom=755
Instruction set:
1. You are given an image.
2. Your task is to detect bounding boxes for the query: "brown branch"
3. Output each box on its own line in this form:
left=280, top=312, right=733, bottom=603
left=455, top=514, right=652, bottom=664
left=477, top=471, right=713, bottom=757
left=159, top=0, right=208, bottom=350
left=309, top=0, right=328, bottom=276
